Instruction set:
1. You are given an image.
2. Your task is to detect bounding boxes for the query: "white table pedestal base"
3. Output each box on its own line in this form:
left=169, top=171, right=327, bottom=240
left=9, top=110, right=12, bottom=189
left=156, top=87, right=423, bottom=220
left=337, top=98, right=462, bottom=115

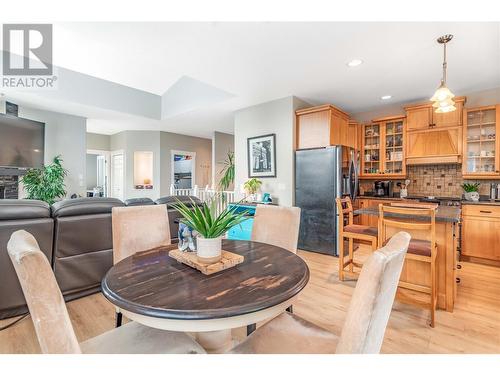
left=195, top=330, right=233, bottom=353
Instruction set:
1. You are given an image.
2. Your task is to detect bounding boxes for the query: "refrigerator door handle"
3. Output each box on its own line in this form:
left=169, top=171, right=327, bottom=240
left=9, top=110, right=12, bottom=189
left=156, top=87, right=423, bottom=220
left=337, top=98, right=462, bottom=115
left=349, top=153, right=359, bottom=201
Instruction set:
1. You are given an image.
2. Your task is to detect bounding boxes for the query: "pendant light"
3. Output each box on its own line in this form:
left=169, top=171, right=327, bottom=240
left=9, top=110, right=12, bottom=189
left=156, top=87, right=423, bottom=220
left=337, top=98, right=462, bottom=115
left=430, top=34, right=456, bottom=113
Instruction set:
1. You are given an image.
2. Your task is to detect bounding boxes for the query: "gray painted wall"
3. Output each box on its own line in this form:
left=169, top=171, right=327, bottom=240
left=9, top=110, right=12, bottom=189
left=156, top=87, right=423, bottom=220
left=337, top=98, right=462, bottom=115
left=86, top=154, right=98, bottom=189
left=109, top=131, right=161, bottom=200
left=160, top=132, right=212, bottom=196
left=212, top=131, right=234, bottom=190
left=108, top=130, right=212, bottom=199
left=234, top=96, right=310, bottom=207
left=18, top=106, right=87, bottom=197
left=87, top=132, right=110, bottom=151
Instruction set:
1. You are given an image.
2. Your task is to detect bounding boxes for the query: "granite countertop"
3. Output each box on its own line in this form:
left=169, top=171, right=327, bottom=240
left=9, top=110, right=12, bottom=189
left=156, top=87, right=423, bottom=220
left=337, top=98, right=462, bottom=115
left=461, top=200, right=500, bottom=206
left=354, top=206, right=461, bottom=223
left=358, top=195, right=402, bottom=200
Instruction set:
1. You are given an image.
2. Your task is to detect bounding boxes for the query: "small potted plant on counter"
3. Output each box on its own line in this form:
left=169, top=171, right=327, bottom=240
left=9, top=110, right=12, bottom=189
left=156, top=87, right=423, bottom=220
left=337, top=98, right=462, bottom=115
left=462, top=182, right=480, bottom=202
left=172, top=195, right=249, bottom=264
left=243, top=178, right=262, bottom=202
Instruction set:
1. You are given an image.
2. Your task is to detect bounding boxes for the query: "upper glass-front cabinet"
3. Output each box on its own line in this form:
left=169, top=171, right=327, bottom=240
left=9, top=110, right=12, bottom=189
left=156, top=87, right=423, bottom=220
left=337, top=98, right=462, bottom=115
left=361, top=116, right=406, bottom=178
left=362, top=123, right=381, bottom=175
left=384, top=119, right=404, bottom=175
left=463, top=105, right=500, bottom=178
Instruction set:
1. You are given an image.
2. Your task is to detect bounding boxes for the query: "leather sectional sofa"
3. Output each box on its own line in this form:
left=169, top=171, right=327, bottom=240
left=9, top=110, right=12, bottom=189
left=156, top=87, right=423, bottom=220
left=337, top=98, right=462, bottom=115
left=0, top=195, right=202, bottom=319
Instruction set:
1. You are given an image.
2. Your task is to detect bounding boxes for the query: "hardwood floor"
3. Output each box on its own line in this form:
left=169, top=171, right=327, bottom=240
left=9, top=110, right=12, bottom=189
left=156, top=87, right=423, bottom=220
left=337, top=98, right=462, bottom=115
left=1, top=246, right=499, bottom=354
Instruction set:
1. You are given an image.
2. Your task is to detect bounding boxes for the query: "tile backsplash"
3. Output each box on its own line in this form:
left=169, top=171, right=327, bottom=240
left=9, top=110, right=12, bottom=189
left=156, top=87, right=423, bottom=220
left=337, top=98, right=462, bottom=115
left=360, top=164, right=498, bottom=198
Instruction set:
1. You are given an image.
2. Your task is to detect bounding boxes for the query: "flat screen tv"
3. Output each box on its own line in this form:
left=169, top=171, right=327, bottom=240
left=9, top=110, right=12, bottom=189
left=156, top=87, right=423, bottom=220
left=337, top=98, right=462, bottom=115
left=0, top=113, right=45, bottom=169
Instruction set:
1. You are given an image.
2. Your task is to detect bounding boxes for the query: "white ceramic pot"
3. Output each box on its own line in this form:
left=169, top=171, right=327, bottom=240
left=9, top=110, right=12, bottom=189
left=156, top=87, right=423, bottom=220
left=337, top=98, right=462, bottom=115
left=400, top=188, right=408, bottom=199
left=464, top=191, right=480, bottom=202
left=196, top=236, right=222, bottom=264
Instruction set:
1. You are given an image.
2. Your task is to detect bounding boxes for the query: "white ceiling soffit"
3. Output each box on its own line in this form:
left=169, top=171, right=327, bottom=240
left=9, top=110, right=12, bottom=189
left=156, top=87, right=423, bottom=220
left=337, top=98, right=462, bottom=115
left=2, top=22, right=499, bottom=136
left=161, top=75, right=235, bottom=119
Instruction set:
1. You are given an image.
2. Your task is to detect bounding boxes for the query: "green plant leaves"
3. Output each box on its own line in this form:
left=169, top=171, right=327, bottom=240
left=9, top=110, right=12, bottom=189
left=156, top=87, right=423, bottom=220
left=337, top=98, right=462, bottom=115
left=20, top=155, right=67, bottom=205
left=243, top=178, right=262, bottom=194
left=461, top=182, right=480, bottom=193
left=218, top=151, right=234, bottom=191
left=171, top=195, right=249, bottom=238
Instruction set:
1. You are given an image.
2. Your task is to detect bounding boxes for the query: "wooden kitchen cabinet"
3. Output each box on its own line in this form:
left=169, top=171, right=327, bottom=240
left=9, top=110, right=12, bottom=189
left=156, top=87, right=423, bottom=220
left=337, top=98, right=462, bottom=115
left=462, top=105, right=500, bottom=179
left=360, top=116, right=406, bottom=178
left=357, top=198, right=399, bottom=227
left=462, top=204, right=500, bottom=262
left=405, top=97, right=465, bottom=165
left=406, top=105, right=432, bottom=131
left=405, top=97, right=465, bottom=130
left=296, top=104, right=351, bottom=149
left=348, top=120, right=360, bottom=150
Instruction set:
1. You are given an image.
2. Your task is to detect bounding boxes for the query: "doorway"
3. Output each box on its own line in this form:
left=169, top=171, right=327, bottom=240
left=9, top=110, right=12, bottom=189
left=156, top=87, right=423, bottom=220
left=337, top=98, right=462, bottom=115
left=86, top=149, right=110, bottom=197
left=111, top=150, right=125, bottom=201
left=171, top=150, right=196, bottom=190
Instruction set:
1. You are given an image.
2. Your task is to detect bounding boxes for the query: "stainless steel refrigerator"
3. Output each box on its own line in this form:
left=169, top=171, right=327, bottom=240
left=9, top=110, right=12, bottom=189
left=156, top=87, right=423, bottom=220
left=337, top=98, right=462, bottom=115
left=295, top=146, right=359, bottom=256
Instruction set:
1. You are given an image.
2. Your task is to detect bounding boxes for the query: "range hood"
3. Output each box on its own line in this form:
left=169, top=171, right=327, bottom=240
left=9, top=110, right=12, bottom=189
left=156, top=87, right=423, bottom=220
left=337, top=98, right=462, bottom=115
left=406, top=128, right=462, bottom=165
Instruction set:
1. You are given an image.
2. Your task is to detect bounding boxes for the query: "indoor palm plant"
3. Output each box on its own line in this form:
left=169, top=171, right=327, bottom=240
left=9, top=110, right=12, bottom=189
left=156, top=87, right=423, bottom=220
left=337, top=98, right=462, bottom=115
left=462, top=182, right=480, bottom=202
left=173, top=195, right=249, bottom=264
left=218, top=151, right=234, bottom=191
left=20, top=155, right=68, bottom=205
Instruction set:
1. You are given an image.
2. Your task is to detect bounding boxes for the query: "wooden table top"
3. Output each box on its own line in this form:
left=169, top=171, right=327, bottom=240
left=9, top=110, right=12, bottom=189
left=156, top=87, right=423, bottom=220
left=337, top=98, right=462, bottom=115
left=101, top=239, right=310, bottom=320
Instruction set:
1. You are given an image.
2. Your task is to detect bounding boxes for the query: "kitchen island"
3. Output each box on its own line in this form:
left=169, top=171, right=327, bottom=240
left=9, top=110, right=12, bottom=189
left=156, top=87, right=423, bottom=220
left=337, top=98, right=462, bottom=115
left=354, top=205, right=460, bottom=312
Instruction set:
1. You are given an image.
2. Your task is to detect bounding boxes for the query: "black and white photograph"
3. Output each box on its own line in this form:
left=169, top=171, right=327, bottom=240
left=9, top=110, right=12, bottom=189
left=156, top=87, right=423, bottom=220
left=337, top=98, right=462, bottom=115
left=247, top=133, right=276, bottom=177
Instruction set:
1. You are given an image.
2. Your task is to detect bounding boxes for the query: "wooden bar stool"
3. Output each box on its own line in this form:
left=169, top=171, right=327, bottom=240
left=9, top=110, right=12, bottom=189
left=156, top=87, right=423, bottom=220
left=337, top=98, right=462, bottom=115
left=378, top=203, right=438, bottom=327
left=335, top=197, right=378, bottom=281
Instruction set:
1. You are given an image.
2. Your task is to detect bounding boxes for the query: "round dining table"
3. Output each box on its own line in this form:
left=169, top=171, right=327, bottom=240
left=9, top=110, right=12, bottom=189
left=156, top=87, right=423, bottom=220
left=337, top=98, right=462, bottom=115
left=101, top=239, right=310, bottom=353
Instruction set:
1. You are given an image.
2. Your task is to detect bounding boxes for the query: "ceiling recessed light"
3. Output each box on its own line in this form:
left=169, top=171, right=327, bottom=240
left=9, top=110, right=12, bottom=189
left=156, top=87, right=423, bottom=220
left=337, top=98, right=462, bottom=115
left=347, top=59, right=363, bottom=67
left=381, top=95, right=392, bottom=100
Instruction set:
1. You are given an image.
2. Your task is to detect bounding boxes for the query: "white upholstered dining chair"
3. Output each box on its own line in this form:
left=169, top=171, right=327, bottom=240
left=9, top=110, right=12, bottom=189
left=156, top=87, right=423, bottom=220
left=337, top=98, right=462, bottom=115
left=111, top=204, right=171, bottom=326
left=251, top=204, right=301, bottom=254
left=7, top=230, right=205, bottom=354
left=230, top=231, right=411, bottom=354
left=246, top=204, right=302, bottom=335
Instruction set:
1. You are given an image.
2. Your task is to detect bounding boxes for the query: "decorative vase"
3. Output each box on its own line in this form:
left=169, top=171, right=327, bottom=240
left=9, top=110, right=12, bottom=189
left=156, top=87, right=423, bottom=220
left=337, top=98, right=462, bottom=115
left=196, top=236, right=222, bottom=264
left=178, top=222, right=198, bottom=252
left=464, top=191, right=480, bottom=202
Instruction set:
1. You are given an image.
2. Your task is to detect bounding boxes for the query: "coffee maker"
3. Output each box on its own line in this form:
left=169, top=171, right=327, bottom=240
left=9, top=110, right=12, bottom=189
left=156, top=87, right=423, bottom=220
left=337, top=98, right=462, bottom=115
left=373, top=181, right=393, bottom=197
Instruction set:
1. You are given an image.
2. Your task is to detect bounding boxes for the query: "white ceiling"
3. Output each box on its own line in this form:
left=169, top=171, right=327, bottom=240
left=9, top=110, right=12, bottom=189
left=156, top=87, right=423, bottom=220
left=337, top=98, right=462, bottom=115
left=6, top=22, right=500, bottom=137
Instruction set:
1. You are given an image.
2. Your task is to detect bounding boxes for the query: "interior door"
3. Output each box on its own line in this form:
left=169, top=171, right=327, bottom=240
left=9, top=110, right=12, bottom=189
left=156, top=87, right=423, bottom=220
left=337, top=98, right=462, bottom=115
left=111, top=152, right=124, bottom=201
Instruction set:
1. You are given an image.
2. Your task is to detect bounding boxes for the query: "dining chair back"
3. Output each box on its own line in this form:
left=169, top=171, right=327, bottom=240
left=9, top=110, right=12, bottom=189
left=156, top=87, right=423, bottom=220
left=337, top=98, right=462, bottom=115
left=335, top=231, right=410, bottom=353
left=7, top=230, right=206, bottom=354
left=229, top=231, right=410, bottom=354
left=335, top=196, right=378, bottom=281
left=7, top=230, right=81, bottom=354
left=251, top=205, right=301, bottom=254
left=378, top=203, right=438, bottom=327
left=112, top=204, right=171, bottom=263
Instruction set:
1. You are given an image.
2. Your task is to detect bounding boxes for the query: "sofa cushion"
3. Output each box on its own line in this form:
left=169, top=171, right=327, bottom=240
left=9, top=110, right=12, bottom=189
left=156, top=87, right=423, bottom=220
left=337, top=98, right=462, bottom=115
left=155, top=195, right=202, bottom=209
left=0, top=199, right=50, bottom=220
left=51, top=198, right=124, bottom=217
left=124, top=198, right=154, bottom=206
left=0, top=218, right=53, bottom=319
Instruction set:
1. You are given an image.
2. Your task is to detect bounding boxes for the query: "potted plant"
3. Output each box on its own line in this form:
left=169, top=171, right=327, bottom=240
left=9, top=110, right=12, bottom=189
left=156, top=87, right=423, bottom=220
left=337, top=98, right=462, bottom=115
left=20, top=155, right=68, bottom=205
left=243, top=178, right=262, bottom=202
left=462, top=182, right=480, bottom=202
left=172, top=195, right=249, bottom=264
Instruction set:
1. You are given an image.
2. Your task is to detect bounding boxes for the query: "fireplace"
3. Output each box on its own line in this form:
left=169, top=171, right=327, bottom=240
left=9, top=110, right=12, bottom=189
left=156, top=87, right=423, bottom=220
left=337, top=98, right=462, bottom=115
left=0, top=174, right=19, bottom=199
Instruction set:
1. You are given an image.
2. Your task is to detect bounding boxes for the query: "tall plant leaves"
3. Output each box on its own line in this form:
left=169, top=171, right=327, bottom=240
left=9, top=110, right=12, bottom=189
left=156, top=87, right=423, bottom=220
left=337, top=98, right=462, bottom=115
left=172, top=196, right=249, bottom=238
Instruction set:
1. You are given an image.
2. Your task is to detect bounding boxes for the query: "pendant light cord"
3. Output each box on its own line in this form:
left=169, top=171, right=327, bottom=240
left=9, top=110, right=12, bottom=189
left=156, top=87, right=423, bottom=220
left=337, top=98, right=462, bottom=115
left=442, top=41, right=447, bottom=85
